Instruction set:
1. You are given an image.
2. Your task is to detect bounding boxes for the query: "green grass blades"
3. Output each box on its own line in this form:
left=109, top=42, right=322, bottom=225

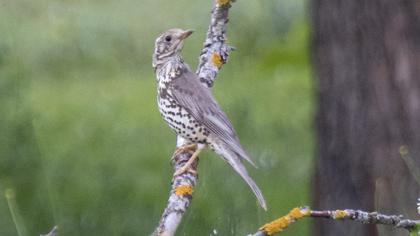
left=0, top=0, right=310, bottom=235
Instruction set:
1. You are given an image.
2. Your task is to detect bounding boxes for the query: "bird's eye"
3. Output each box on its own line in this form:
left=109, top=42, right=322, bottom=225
left=165, top=35, right=172, bottom=42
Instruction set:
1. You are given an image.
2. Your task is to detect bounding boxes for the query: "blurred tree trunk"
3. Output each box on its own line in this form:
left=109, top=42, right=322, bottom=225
left=311, top=1, right=420, bottom=236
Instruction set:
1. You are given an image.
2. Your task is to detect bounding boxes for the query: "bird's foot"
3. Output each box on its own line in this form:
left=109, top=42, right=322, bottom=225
left=174, top=167, right=197, bottom=176
left=174, top=148, right=202, bottom=176
left=171, top=144, right=197, bottom=161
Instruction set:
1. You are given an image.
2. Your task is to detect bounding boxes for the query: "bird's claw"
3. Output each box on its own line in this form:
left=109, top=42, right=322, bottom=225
left=171, top=144, right=197, bottom=161
left=173, top=146, right=202, bottom=176
left=174, top=165, right=197, bottom=176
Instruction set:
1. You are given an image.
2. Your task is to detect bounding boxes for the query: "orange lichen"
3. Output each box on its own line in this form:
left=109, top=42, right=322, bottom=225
left=216, top=0, right=230, bottom=6
left=211, top=52, right=223, bottom=69
left=175, top=185, right=194, bottom=196
left=260, top=207, right=310, bottom=235
left=289, top=207, right=311, bottom=218
left=261, top=216, right=289, bottom=235
left=334, top=210, right=349, bottom=219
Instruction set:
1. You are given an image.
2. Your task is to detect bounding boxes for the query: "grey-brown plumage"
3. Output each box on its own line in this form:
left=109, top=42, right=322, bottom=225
left=153, top=28, right=267, bottom=210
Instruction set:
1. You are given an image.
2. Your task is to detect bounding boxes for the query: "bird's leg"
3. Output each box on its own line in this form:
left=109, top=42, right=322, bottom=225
left=174, top=148, right=202, bottom=176
left=171, top=143, right=197, bottom=162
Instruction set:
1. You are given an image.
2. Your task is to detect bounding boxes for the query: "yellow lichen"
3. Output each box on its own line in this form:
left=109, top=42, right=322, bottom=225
left=260, top=216, right=290, bottom=235
left=175, top=185, right=194, bottom=196
left=290, top=207, right=311, bottom=218
left=334, top=210, right=349, bottom=219
left=260, top=207, right=310, bottom=235
left=211, top=52, right=223, bottom=69
left=216, top=0, right=230, bottom=6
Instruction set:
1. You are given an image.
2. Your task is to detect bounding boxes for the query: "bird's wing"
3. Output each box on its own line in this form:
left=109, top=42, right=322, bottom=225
left=171, top=68, right=256, bottom=167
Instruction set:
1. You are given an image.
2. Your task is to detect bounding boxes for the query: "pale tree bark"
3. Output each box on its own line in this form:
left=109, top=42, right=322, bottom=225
left=311, top=0, right=420, bottom=235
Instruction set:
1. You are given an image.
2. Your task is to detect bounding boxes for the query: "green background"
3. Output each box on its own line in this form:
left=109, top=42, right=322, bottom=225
left=0, top=0, right=312, bottom=235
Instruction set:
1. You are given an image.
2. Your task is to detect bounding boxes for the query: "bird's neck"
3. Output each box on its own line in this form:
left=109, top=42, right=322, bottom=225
left=155, top=55, right=188, bottom=84
left=153, top=54, right=184, bottom=73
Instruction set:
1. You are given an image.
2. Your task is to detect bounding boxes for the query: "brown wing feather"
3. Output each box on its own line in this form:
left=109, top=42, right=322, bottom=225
left=170, top=68, right=256, bottom=166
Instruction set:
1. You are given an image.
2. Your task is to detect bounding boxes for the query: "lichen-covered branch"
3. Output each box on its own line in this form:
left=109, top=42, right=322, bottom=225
left=248, top=207, right=310, bottom=236
left=152, top=0, right=234, bottom=235
left=196, top=0, right=234, bottom=88
left=152, top=143, right=198, bottom=236
left=248, top=207, right=420, bottom=236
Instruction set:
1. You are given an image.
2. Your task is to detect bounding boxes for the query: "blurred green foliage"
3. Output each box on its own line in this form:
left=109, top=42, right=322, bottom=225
left=0, top=0, right=312, bottom=235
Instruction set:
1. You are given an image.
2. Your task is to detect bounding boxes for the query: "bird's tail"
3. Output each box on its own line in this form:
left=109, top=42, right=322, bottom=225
left=213, top=142, right=267, bottom=210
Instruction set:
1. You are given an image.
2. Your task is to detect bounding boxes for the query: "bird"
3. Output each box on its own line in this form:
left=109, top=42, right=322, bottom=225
left=152, top=28, right=267, bottom=210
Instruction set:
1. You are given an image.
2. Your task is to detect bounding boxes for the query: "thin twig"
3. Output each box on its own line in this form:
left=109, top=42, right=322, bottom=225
left=248, top=207, right=420, bottom=236
left=152, top=0, right=234, bottom=235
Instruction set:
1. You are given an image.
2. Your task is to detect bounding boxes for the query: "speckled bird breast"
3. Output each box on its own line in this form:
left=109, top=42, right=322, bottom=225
left=156, top=62, right=210, bottom=144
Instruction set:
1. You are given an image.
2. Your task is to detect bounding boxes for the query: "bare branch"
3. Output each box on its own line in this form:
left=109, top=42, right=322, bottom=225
left=248, top=207, right=420, bottom=236
left=153, top=0, right=234, bottom=235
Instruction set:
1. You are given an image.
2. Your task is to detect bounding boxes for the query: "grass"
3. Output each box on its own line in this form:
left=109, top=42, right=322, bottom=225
left=0, top=0, right=312, bottom=235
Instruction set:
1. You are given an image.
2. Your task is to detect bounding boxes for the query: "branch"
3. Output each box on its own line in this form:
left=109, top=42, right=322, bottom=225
left=152, top=144, right=198, bottom=236
left=152, top=0, right=234, bottom=235
left=197, top=0, right=234, bottom=88
left=248, top=207, right=420, bottom=236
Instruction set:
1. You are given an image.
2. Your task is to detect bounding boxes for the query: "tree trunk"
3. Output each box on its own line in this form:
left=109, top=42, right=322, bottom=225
left=311, top=0, right=420, bottom=235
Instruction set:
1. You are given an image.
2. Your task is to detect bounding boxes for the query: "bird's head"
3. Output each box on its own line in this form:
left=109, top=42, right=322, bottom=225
left=153, top=28, right=194, bottom=69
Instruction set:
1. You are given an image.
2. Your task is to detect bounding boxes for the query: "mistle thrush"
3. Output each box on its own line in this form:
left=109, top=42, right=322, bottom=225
left=152, top=28, right=267, bottom=210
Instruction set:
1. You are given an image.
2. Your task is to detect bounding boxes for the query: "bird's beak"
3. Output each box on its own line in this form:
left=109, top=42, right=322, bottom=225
left=179, top=29, right=194, bottom=40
